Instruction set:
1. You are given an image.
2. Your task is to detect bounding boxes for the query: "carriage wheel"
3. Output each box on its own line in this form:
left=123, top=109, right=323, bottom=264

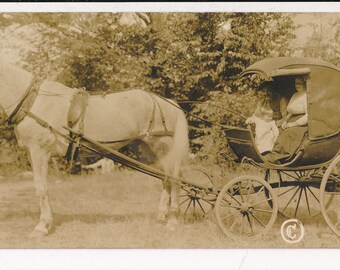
left=179, top=166, right=216, bottom=221
left=215, top=175, right=278, bottom=240
left=264, top=169, right=330, bottom=219
left=320, top=155, right=340, bottom=237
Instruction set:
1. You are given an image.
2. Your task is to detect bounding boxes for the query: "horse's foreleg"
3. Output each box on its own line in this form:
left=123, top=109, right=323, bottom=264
left=29, top=146, right=53, bottom=236
left=167, top=183, right=180, bottom=228
left=157, top=181, right=171, bottom=223
left=167, top=162, right=181, bottom=230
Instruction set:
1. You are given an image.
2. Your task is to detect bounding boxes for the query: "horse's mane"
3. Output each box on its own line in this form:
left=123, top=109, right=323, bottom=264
left=0, top=60, right=33, bottom=96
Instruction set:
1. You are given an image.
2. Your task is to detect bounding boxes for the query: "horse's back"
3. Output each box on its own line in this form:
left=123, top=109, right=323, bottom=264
left=83, top=89, right=182, bottom=142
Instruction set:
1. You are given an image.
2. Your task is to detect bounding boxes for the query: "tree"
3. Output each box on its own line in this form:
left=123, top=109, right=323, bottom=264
left=300, top=14, right=340, bottom=66
left=0, top=12, right=296, bottom=173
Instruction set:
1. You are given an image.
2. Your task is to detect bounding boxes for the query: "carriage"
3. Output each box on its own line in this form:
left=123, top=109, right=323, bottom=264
left=1, top=56, right=340, bottom=240
left=218, top=57, right=340, bottom=239
left=65, top=57, right=340, bottom=240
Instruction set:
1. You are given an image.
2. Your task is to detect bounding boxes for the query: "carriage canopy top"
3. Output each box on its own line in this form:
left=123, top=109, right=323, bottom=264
left=239, top=57, right=340, bottom=141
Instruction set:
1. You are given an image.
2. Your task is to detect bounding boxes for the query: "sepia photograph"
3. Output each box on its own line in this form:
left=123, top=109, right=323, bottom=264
left=0, top=3, right=340, bottom=255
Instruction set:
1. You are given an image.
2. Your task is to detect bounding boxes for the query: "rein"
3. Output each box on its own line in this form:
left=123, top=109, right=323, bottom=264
left=141, top=90, right=246, bottom=129
left=177, top=100, right=247, bottom=121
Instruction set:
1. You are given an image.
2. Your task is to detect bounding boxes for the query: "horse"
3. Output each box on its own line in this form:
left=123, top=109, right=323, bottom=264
left=0, top=61, right=189, bottom=236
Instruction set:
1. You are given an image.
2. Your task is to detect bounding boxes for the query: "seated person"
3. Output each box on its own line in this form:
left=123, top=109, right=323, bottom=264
left=266, top=76, right=308, bottom=163
left=246, top=99, right=279, bottom=154
left=259, top=81, right=289, bottom=127
left=281, top=78, right=308, bottom=129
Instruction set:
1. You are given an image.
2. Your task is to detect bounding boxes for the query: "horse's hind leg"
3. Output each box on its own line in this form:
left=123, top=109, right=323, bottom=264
left=29, top=145, right=53, bottom=236
left=157, top=159, right=181, bottom=229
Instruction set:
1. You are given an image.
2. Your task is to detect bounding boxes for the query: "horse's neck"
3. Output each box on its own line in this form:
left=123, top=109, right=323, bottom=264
left=0, top=62, right=34, bottom=115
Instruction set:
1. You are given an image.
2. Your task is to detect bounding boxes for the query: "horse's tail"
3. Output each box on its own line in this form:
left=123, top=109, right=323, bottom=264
left=162, top=109, right=189, bottom=177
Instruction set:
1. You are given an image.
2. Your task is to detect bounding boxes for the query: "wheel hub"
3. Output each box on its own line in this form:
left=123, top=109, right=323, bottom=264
left=240, top=202, right=253, bottom=214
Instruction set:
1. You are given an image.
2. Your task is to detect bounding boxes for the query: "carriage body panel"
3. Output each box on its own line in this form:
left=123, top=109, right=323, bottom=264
left=224, top=127, right=340, bottom=169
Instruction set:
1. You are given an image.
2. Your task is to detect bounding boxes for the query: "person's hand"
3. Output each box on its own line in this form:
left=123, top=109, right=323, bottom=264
left=285, top=122, right=294, bottom=129
left=245, top=117, right=251, bottom=125
left=276, top=118, right=284, bottom=127
left=282, top=121, right=294, bottom=129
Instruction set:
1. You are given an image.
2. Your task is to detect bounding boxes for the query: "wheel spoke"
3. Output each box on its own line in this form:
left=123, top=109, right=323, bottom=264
left=294, top=187, right=304, bottom=218
left=306, top=186, right=319, bottom=203
left=200, top=197, right=215, bottom=206
left=196, top=199, right=206, bottom=214
left=238, top=182, right=245, bottom=203
left=220, top=203, right=241, bottom=210
left=225, top=191, right=242, bottom=206
left=221, top=209, right=240, bottom=221
left=282, top=171, right=300, bottom=181
left=282, top=186, right=300, bottom=213
left=249, top=185, right=265, bottom=204
left=329, top=174, right=340, bottom=182
left=183, top=199, right=193, bottom=215
left=249, top=212, right=266, bottom=227
left=304, top=187, right=311, bottom=216
left=245, top=181, right=253, bottom=202
left=241, top=215, right=245, bottom=234
left=253, top=208, right=274, bottom=214
left=326, top=204, right=340, bottom=213
left=252, top=196, right=273, bottom=208
left=228, top=215, right=241, bottom=232
left=278, top=186, right=298, bottom=197
left=294, top=171, right=302, bottom=179
left=246, top=213, right=253, bottom=234
left=179, top=197, right=190, bottom=206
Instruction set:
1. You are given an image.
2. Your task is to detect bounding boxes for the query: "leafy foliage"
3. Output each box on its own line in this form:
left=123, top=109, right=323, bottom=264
left=0, top=12, right=297, bottom=173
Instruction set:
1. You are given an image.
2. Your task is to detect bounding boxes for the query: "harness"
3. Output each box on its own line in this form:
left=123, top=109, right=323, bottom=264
left=2, top=80, right=176, bottom=165
left=5, top=79, right=40, bottom=125
left=64, top=89, right=174, bottom=162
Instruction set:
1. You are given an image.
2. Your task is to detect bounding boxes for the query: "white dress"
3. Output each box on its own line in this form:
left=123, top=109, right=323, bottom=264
left=286, top=91, right=308, bottom=126
left=247, top=116, right=279, bottom=153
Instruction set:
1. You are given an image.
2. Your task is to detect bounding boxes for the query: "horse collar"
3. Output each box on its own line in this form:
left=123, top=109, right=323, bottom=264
left=6, top=79, right=40, bottom=125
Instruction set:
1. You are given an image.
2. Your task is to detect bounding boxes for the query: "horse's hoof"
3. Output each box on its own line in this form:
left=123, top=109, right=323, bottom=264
left=156, top=213, right=167, bottom=224
left=30, top=229, right=48, bottom=238
left=30, top=222, right=50, bottom=238
left=166, top=218, right=179, bottom=231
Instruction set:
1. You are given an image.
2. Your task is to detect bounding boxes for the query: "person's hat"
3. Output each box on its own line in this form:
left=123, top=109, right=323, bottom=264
left=295, top=75, right=309, bottom=83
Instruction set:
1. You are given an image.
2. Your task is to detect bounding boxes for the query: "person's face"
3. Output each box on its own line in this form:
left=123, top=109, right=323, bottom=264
left=295, top=80, right=306, bottom=92
left=262, top=114, right=272, bottom=122
left=262, top=87, right=273, bottom=98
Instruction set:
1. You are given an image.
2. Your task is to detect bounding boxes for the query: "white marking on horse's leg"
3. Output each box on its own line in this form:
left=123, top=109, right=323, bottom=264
left=157, top=181, right=171, bottom=223
left=167, top=162, right=181, bottom=230
left=30, top=146, right=53, bottom=235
